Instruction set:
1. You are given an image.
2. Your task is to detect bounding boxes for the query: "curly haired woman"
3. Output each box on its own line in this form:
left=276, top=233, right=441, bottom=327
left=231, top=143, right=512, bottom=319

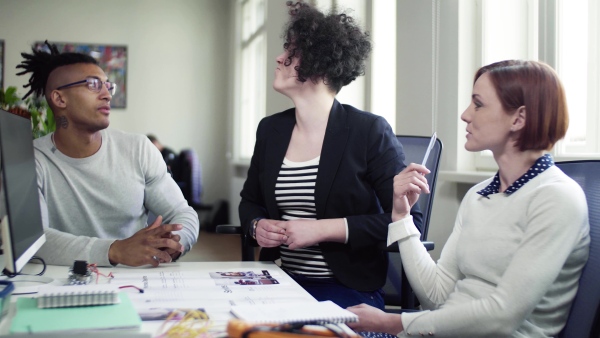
left=239, top=2, right=423, bottom=309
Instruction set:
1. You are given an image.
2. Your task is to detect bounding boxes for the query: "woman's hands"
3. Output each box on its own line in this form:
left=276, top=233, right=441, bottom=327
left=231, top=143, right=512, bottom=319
left=346, top=303, right=404, bottom=334
left=254, top=219, right=288, bottom=247
left=393, top=163, right=430, bottom=222
left=254, top=218, right=346, bottom=249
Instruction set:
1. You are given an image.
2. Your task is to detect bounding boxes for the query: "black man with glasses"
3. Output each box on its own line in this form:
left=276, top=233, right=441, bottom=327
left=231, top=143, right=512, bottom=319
left=15, top=41, right=199, bottom=267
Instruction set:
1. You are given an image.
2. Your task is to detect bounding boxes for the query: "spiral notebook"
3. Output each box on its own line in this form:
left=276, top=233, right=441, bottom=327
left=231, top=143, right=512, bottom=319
left=230, top=300, right=358, bottom=324
left=36, top=284, right=120, bottom=308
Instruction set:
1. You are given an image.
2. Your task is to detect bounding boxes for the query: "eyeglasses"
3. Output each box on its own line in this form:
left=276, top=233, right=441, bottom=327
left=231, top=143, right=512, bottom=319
left=56, top=77, right=117, bottom=95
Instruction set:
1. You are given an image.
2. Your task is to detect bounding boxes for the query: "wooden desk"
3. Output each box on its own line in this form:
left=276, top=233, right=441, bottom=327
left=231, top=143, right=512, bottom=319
left=0, top=261, right=316, bottom=336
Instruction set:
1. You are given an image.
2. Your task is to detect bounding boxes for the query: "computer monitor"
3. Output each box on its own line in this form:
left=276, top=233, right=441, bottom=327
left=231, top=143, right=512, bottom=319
left=0, top=108, right=46, bottom=275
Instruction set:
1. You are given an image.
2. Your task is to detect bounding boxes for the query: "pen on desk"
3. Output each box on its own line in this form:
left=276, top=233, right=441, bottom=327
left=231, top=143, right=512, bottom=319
left=421, top=132, right=437, bottom=167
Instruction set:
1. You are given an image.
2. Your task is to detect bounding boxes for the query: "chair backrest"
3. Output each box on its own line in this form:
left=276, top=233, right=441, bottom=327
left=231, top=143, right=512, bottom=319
left=383, top=135, right=443, bottom=309
left=178, top=148, right=203, bottom=208
left=556, top=160, right=600, bottom=338
left=396, top=135, right=443, bottom=240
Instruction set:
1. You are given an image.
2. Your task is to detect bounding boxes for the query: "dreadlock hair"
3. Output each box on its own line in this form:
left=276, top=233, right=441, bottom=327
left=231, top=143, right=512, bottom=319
left=16, top=40, right=98, bottom=100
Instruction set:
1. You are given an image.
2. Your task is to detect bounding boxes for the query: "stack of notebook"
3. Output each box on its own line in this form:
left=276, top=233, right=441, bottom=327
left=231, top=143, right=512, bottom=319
left=10, top=286, right=141, bottom=334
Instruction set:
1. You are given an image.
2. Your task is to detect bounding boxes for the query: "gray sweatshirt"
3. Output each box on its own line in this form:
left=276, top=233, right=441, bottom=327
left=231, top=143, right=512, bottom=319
left=34, top=128, right=199, bottom=266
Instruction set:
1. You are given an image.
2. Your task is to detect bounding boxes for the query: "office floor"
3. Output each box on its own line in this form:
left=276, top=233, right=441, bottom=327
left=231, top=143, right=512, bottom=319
left=178, top=228, right=242, bottom=262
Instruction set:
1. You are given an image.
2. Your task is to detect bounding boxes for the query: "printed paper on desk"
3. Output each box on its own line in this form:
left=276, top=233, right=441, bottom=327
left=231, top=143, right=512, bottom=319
left=113, top=270, right=279, bottom=281
left=220, top=278, right=280, bottom=286
left=209, top=270, right=279, bottom=279
left=125, top=286, right=315, bottom=324
left=111, top=270, right=285, bottom=289
left=125, top=284, right=311, bottom=304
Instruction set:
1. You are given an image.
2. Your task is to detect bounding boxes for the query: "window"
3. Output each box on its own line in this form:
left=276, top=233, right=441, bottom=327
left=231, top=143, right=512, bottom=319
left=313, top=0, right=397, bottom=128
left=475, top=0, right=600, bottom=170
left=556, top=0, right=600, bottom=156
left=370, top=0, right=397, bottom=131
left=330, top=0, right=367, bottom=112
left=480, top=0, right=537, bottom=65
left=235, top=0, right=266, bottom=161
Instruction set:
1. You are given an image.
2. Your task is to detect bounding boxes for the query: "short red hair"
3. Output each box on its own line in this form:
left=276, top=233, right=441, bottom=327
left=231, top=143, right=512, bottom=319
left=474, top=60, right=568, bottom=151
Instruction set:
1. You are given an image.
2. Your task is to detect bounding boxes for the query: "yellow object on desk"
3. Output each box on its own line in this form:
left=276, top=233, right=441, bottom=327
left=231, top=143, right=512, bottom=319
left=156, top=308, right=212, bottom=338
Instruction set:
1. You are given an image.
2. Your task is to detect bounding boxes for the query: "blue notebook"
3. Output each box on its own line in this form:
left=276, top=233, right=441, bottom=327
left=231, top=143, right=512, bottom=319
left=10, top=293, right=142, bottom=334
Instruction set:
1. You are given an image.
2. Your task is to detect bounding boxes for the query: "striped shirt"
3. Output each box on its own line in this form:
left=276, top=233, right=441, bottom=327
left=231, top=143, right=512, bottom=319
left=276, top=156, right=333, bottom=278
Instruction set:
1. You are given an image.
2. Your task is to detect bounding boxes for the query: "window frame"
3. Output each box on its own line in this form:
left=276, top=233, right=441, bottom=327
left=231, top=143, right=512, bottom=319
left=474, top=0, right=600, bottom=171
left=233, top=0, right=267, bottom=164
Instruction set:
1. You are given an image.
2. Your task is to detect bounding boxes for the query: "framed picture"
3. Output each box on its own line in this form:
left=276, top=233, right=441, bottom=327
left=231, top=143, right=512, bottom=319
left=35, top=41, right=127, bottom=108
left=0, top=40, right=4, bottom=90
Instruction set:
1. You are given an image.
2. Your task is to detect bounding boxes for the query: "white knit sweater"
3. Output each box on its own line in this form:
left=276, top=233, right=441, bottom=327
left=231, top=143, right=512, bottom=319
left=388, top=166, right=590, bottom=337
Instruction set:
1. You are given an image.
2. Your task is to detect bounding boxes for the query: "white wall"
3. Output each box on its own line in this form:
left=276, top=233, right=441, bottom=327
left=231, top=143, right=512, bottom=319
left=0, top=0, right=232, bottom=204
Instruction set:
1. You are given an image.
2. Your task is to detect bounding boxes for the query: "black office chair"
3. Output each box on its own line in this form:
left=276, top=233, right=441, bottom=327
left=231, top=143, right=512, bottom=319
left=177, top=148, right=204, bottom=209
left=555, top=160, right=600, bottom=338
left=382, top=135, right=443, bottom=312
left=176, top=148, right=229, bottom=231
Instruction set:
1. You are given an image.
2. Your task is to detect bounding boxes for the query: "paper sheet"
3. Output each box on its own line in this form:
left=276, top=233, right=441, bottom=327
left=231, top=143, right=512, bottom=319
left=110, top=269, right=315, bottom=332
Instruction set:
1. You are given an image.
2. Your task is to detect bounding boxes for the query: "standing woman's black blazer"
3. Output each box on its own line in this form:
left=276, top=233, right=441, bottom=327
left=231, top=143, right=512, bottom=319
left=239, top=100, right=423, bottom=292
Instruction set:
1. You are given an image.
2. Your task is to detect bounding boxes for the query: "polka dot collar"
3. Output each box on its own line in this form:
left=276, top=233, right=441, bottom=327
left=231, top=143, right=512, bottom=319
left=477, top=154, right=554, bottom=197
